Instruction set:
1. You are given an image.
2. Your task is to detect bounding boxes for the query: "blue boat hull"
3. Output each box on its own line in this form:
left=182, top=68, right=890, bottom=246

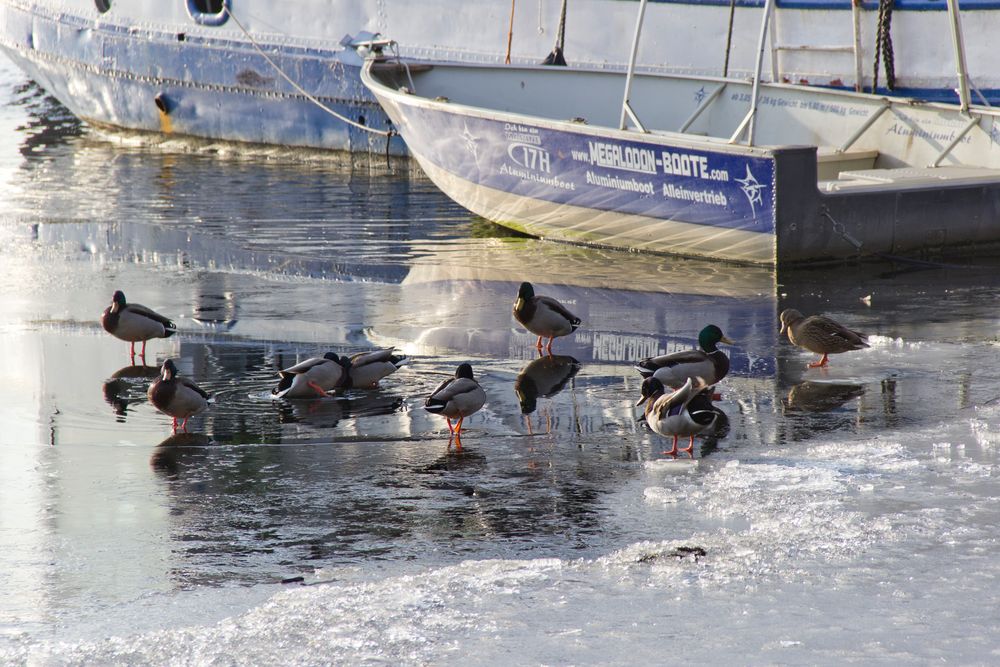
left=0, top=2, right=403, bottom=155
left=369, top=73, right=789, bottom=263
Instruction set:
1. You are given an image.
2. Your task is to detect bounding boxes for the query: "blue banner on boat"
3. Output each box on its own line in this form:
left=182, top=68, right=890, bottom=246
left=404, top=107, right=776, bottom=234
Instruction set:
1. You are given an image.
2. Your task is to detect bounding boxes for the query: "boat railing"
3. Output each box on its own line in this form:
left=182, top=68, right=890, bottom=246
left=837, top=103, right=891, bottom=153
left=767, top=0, right=864, bottom=93
left=622, top=0, right=982, bottom=153
left=678, top=83, right=728, bottom=134
left=618, top=0, right=649, bottom=132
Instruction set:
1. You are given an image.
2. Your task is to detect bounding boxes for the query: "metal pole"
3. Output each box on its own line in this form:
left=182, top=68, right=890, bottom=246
left=680, top=84, right=727, bottom=133
left=930, top=114, right=979, bottom=166
left=746, top=0, right=776, bottom=145
left=768, top=0, right=778, bottom=84
left=619, top=0, right=648, bottom=130
left=723, top=0, right=737, bottom=77
left=851, top=0, right=863, bottom=92
left=838, top=103, right=890, bottom=152
left=945, top=0, right=971, bottom=113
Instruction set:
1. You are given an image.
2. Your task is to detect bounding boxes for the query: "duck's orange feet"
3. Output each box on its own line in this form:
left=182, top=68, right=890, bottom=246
left=661, top=435, right=679, bottom=456
left=680, top=436, right=695, bottom=454
left=308, top=380, right=328, bottom=397
left=534, top=336, right=544, bottom=349
left=446, top=418, right=454, bottom=433
left=807, top=354, right=830, bottom=368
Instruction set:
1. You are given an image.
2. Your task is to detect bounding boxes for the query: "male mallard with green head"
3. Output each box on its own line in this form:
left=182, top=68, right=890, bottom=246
left=634, top=324, right=734, bottom=389
left=512, top=282, right=581, bottom=353
left=779, top=308, right=869, bottom=368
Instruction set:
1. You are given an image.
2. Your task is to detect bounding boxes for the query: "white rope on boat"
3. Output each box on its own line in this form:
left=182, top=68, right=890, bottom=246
left=221, top=5, right=393, bottom=137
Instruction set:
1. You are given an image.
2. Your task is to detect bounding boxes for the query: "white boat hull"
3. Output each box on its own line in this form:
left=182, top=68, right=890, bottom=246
left=364, top=59, right=1000, bottom=264
left=3, top=0, right=1000, bottom=153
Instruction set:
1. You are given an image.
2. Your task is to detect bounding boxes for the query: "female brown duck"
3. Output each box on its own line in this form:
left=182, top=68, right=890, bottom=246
left=779, top=308, right=869, bottom=368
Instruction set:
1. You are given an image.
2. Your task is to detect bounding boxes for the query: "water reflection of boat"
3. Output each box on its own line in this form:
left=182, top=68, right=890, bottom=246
left=391, top=238, right=777, bottom=371
left=191, top=278, right=239, bottom=332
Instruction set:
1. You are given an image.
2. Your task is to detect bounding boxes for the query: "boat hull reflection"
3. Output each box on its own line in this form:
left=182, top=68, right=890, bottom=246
left=392, top=239, right=777, bottom=372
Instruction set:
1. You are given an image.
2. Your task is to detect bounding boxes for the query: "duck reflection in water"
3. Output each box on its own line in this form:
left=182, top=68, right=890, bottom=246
left=780, top=381, right=867, bottom=442
left=419, top=446, right=489, bottom=478
left=277, top=393, right=405, bottom=429
left=783, top=381, right=867, bottom=413
left=102, top=364, right=161, bottom=420
left=694, top=403, right=730, bottom=458
left=149, top=432, right=213, bottom=476
left=514, top=354, right=580, bottom=435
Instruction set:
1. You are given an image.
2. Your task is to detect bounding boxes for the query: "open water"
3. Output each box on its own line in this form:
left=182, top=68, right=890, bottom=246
left=2, top=55, right=1000, bottom=665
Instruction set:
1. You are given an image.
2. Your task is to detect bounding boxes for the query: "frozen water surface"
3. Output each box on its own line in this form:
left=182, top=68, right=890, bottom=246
left=2, top=57, right=1000, bottom=665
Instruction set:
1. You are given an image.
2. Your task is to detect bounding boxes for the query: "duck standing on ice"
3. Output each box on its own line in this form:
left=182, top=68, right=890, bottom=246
left=424, top=362, right=487, bottom=444
left=779, top=308, right=869, bottom=368
left=148, top=359, right=211, bottom=432
left=512, top=282, right=581, bottom=354
left=101, top=290, right=176, bottom=359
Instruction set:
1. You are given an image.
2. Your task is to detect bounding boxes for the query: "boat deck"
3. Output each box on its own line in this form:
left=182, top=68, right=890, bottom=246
left=821, top=165, right=1000, bottom=192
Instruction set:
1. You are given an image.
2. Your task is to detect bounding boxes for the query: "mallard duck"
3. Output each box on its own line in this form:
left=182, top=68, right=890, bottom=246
left=272, top=352, right=351, bottom=398
left=636, top=376, right=717, bottom=455
left=424, top=362, right=487, bottom=437
left=513, top=282, right=581, bottom=353
left=101, top=290, right=176, bottom=358
left=779, top=308, right=869, bottom=368
left=634, top=324, right=734, bottom=388
left=347, top=347, right=408, bottom=389
left=147, top=359, right=211, bottom=432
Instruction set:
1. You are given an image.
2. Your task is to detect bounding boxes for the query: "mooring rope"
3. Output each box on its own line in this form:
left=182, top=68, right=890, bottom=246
left=541, top=0, right=569, bottom=65
left=221, top=5, right=394, bottom=138
left=506, top=0, right=517, bottom=64
left=872, top=0, right=896, bottom=92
